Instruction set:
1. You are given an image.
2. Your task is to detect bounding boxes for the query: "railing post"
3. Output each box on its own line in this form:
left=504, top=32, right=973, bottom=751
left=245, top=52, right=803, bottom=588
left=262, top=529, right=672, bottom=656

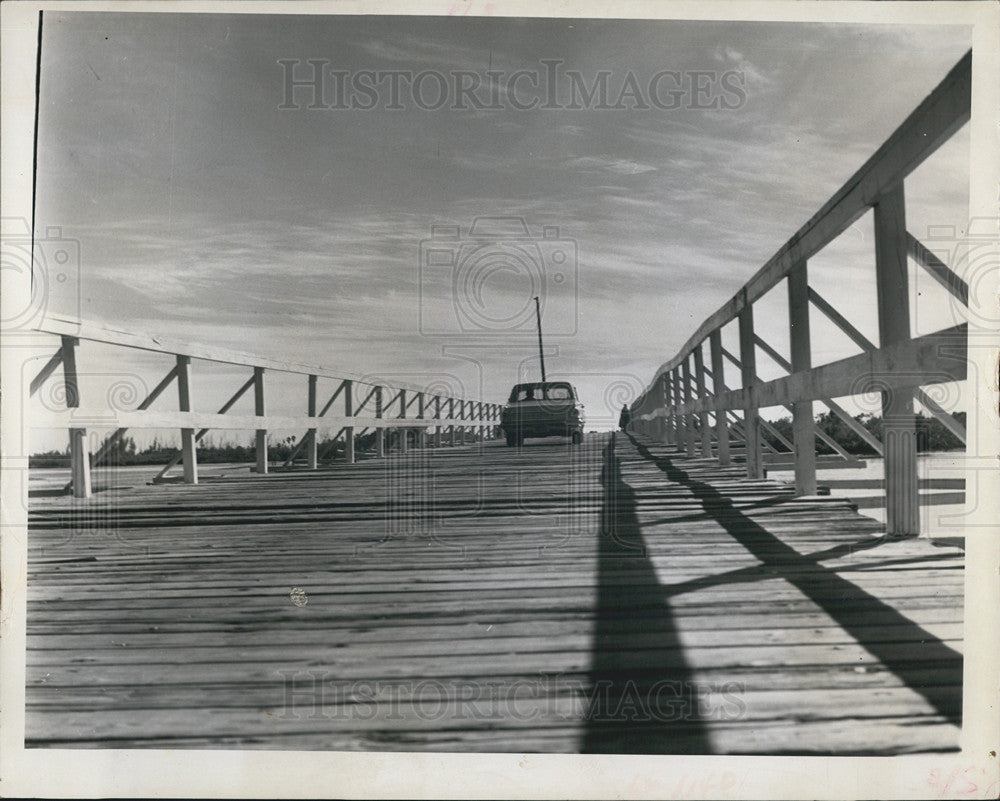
left=61, top=336, right=91, bottom=498
left=398, top=389, right=408, bottom=454
left=176, top=355, right=198, bottom=484
left=662, top=374, right=673, bottom=446
left=375, top=386, right=385, bottom=457
left=738, top=306, right=763, bottom=479
left=682, top=357, right=696, bottom=457
left=306, top=374, right=318, bottom=469
left=344, top=380, right=355, bottom=464
left=659, top=375, right=670, bottom=445
left=788, top=262, right=816, bottom=495
left=709, top=330, right=730, bottom=466
left=448, top=398, right=456, bottom=446
left=680, top=368, right=688, bottom=451
left=663, top=372, right=672, bottom=446
left=670, top=368, right=683, bottom=452
left=875, top=182, right=919, bottom=535
left=434, top=396, right=443, bottom=447
left=416, top=392, right=426, bottom=449
left=253, top=366, right=268, bottom=474
left=693, top=344, right=712, bottom=457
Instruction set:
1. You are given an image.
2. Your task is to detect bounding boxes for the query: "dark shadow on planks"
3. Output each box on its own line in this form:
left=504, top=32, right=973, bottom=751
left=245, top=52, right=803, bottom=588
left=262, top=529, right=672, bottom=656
left=627, top=433, right=963, bottom=731
left=582, top=433, right=712, bottom=753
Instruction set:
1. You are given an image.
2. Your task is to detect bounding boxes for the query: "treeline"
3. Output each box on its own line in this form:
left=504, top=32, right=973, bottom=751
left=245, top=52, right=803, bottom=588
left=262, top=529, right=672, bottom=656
left=29, top=412, right=964, bottom=468
left=29, top=433, right=350, bottom=469
left=760, top=411, right=965, bottom=456
left=28, top=429, right=471, bottom=468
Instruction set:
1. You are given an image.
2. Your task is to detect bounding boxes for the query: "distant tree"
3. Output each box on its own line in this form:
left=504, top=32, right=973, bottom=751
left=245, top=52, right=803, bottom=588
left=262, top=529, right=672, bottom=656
left=761, top=410, right=966, bottom=457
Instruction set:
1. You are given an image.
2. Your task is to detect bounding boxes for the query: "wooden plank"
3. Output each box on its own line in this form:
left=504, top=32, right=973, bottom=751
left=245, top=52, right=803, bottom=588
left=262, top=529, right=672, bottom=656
left=874, top=183, right=918, bottom=536
left=671, top=368, right=685, bottom=452
left=306, top=374, right=318, bottom=469
left=819, top=396, right=884, bottom=457
left=709, top=331, right=730, bottom=466
left=152, top=375, right=258, bottom=482
left=808, top=286, right=876, bottom=352
left=806, top=289, right=966, bottom=448
left=640, top=50, right=971, bottom=390
left=32, top=410, right=496, bottom=431
left=28, top=346, right=64, bottom=398
left=682, top=356, right=696, bottom=458
left=665, top=371, right=678, bottom=446
left=344, top=379, right=355, bottom=465
left=87, top=364, right=181, bottom=474
left=693, top=345, right=712, bottom=457
left=787, top=262, right=817, bottom=495
left=176, top=356, right=198, bottom=485
left=35, top=317, right=441, bottom=395
left=907, top=231, right=969, bottom=306
left=253, top=366, right=268, bottom=475
left=26, top=432, right=964, bottom=754
left=60, top=335, right=91, bottom=498
left=738, top=307, right=762, bottom=479
left=678, top=326, right=967, bottom=415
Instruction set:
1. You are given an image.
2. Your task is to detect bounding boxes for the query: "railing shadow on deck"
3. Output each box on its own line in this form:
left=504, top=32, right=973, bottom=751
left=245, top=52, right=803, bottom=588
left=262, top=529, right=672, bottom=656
left=582, top=433, right=712, bottom=753
left=625, top=432, right=963, bottom=733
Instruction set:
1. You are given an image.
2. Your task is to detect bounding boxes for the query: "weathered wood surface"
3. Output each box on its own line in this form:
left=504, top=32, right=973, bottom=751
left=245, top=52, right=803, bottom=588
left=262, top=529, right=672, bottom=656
left=25, top=433, right=963, bottom=753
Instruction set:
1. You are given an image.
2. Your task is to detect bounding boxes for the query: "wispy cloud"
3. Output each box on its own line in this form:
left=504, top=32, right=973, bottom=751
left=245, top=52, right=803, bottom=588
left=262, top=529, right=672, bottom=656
left=33, top=13, right=972, bottom=422
left=356, top=32, right=503, bottom=72
left=563, top=155, right=658, bottom=176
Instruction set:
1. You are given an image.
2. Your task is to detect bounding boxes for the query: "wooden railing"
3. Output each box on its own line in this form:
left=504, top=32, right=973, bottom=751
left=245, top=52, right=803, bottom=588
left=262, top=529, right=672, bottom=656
left=629, top=50, right=971, bottom=536
left=29, top=317, right=501, bottom=498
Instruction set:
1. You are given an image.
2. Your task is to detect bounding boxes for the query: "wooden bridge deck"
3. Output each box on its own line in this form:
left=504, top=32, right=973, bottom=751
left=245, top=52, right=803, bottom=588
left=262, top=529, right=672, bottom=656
left=25, top=433, right=964, bottom=754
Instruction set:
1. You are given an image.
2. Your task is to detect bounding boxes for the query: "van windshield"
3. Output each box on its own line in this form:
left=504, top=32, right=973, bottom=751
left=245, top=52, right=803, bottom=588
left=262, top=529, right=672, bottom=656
left=508, top=382, right=574, bottom=403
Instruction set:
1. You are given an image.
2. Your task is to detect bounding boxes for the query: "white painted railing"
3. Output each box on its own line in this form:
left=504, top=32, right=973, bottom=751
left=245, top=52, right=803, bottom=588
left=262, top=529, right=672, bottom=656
left=29, top=317, right=501, bottom=498
left=629, top=50, right=972, bottom=537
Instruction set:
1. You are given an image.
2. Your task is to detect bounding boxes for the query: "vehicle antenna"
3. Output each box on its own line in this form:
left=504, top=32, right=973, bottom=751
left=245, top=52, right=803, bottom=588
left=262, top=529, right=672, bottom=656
left=533, top=296, right=546, bottom=382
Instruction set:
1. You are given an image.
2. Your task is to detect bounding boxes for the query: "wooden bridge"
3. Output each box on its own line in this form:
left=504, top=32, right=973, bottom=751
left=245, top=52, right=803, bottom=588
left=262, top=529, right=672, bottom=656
left=22, top=51, right=973, bottom=754
left=26, top=433, right=963, bottom=753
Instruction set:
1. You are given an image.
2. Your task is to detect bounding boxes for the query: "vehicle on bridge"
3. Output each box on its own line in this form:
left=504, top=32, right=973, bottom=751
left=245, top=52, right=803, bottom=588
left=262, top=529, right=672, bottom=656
left=500, top=381, right=585, bottom=446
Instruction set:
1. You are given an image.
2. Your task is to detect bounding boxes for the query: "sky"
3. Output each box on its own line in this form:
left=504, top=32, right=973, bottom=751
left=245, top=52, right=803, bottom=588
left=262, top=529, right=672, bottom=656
left=32, top=11, right=972, bottom=441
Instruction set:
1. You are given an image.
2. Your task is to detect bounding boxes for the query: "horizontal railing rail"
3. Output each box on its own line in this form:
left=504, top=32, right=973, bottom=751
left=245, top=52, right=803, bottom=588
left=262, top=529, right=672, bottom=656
left=28, top=318, right=501, bottom=498
left=630, top=50, right=972, bottom=537
left=34, top=317, right=455, bottom=392
left=642, top=50, right=971, bottom=386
